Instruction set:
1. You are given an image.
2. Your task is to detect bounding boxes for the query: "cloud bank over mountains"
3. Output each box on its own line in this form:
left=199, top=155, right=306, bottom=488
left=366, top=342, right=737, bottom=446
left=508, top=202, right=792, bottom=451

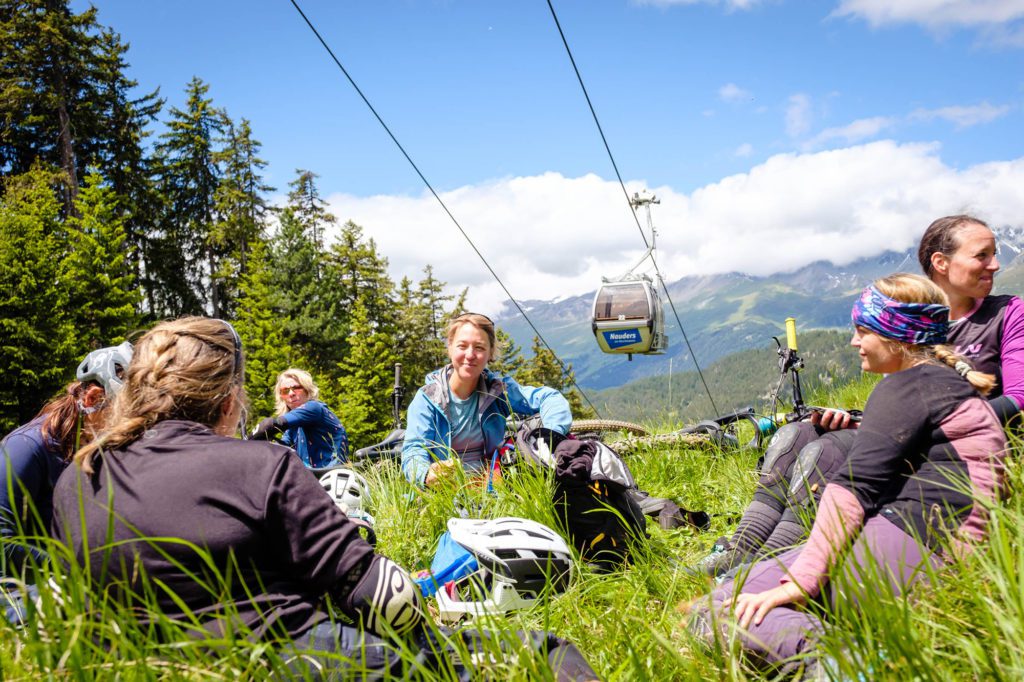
left=325, top=140, right=1024, bottom=315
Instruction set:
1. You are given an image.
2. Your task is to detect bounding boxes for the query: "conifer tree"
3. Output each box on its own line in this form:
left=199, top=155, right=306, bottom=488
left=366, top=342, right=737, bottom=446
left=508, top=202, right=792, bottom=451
left=0, top=1, right=156, bottom=218
left=63, top=171, right=141, bottom=352
left=393, top=276, right=441, bottom=403
left=287, top=170, right=336, bottom=274
left=488, top=328, right=526, bottom=378
left=520, top=336, right=593, bottom=418
left=417, top=265, right=453, bottom=363
left=0, top=166, right=77, bottom=430
left=91, top=27, right=162, bottom=310
left=326, top=220, right=393, bottom=322
left=152, top=77, right=223, bottom=316
left=333, top=299, right=397, bottom=448
left=212, top=117, right=272, bottom=316
left=269, top=206, right=338, bottom=375
left=233, top=239, right=293, bottom=419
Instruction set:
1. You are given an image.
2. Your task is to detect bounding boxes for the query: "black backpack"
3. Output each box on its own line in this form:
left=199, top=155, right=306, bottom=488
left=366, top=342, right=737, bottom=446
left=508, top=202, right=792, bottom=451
left=513, top=421, right=709, bottom=570
left=550, top=438, right=648, bottom=570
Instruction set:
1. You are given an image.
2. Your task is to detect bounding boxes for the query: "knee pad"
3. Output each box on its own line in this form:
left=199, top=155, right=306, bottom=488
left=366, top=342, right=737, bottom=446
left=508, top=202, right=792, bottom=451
left=760, top=422, right=818, bottom=479
left=348, top=555, right=424, bottom=637
left=814, top=430, right=855, bottom=484
left=787, top=431, right=854, bottom=503
left=787, top=440, right=824, bottom=502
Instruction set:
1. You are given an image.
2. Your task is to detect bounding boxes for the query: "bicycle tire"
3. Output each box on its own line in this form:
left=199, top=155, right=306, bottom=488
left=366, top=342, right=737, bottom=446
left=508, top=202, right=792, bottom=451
left=570, top=419, right=649, bottom=437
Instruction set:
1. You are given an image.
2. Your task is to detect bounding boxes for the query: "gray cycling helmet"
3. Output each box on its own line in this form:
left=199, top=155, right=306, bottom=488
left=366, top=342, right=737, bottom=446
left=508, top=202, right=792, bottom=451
left=76, top=341, right=134, bottom=396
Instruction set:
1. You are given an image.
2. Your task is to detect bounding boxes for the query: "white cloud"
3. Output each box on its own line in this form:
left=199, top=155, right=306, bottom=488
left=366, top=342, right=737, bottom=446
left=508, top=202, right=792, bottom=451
left=718, top=83, right=753, bottom=102
left=324, top=142, right=1024, bottom=315
left=833, top=0, right=1024, bottom=29
left=734, top=142, right=754, bottom=157
left=785, top=94, right=812, bottom=137
left=910, top=102, right=1012, bottom=128
left=804, top=116, right=896, bottom=148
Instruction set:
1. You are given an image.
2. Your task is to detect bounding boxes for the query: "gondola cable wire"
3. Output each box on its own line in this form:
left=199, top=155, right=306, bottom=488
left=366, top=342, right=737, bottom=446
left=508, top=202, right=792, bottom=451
left=546, top=0, right=719, bottom=416
left=288, top=0, right=603, bottom=418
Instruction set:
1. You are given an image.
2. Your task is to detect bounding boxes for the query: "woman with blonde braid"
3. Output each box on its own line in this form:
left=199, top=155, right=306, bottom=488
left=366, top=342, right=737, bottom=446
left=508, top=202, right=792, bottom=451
left=51, top=318, right=422, bottom=675
left=689, top=274, right=1006, bottom=672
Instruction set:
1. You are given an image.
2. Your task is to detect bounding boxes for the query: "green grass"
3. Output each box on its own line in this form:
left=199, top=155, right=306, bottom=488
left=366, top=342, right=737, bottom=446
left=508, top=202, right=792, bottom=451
left=2, top=375, right=1020, bottom=680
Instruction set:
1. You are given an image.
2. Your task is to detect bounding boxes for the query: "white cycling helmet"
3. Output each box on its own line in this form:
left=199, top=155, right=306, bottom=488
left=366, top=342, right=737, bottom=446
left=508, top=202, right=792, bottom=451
left=76, top=341, right=133, bottom=396
left=435, top=516, right=573, bottom=622
left=318, top=468, right=374, bottom=527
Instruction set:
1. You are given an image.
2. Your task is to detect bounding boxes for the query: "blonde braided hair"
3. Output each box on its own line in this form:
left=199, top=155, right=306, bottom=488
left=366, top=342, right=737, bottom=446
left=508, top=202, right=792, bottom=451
left=75, top=317, right=247, bottom=473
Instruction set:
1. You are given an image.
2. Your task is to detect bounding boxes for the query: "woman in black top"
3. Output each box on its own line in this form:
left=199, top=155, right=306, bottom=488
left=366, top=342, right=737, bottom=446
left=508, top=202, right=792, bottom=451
left=51, top=317, right=599, bottom=680
left=52, top=317, right=421, bottom=674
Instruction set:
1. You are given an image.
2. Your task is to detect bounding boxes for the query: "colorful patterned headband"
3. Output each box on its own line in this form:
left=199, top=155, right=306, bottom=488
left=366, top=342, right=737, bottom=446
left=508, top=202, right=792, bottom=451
left=851, top=285, right=949, bottom=345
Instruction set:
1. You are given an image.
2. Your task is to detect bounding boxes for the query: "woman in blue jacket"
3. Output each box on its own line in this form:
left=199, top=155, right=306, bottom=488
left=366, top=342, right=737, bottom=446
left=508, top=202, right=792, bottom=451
left=251, top=368, right=348, bottom=467
left=401, top=313, right=572, bottom=488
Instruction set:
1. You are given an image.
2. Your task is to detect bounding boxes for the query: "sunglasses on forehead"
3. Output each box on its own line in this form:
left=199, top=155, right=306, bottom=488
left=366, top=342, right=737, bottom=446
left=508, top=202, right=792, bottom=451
left=453, top=312, right=494, bottom=326
left=217, top=319, right=243, bottom=377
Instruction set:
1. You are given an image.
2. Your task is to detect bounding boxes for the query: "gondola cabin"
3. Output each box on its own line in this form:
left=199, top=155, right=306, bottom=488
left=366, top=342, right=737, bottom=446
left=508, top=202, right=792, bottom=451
left=592, top=277, right=667, bottom=357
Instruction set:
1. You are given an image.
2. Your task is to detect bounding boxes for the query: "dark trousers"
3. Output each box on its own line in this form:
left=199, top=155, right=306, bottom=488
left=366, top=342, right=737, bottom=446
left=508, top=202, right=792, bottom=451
left=691, top=515, right=941, bottom=666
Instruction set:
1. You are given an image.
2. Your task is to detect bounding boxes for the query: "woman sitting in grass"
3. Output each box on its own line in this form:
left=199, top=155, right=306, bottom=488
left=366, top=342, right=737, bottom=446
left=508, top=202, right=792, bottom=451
left=1, top=342, right=131, bottom=577
left=51, top=318, right=423, bottom=675
left=249, top=368, right=349, bottom=467
left=688, top=273, right=1006, bottom=674
left=401, top=313, right=572, bottom=488
left=692, top=213, right=1023, bottom=580
left=50, top=317, right=600, bottom=680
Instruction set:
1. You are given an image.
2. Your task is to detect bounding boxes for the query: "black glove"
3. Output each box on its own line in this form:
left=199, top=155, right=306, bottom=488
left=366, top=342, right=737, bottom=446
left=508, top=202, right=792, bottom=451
left=250, top=416, right=282, bottom=441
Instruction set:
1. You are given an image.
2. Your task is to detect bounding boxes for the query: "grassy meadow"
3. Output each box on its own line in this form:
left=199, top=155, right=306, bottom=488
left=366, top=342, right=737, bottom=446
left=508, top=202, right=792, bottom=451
left=2, top=372, right=1022, bottom=680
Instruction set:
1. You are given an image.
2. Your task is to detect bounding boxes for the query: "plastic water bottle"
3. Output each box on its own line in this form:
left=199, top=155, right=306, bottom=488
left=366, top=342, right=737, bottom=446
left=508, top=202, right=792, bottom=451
left=756, top=417, right=778, bottom=438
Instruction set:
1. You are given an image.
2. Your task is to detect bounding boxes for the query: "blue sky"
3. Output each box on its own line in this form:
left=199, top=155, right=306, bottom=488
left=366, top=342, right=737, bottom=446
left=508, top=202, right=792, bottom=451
left=75, top=0, right=1024, bottom=313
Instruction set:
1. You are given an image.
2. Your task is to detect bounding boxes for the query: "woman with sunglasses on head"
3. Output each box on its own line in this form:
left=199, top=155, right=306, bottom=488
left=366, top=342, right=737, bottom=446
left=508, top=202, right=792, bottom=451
left=51, top=318, right=423, bottom=674
left=688, top=274, right=1006, bottom=673
left=401, top=313, right=572, bottom=488
left=250, top=368, right=349, bottom=467
left=1, top=342, right=132, bottom=577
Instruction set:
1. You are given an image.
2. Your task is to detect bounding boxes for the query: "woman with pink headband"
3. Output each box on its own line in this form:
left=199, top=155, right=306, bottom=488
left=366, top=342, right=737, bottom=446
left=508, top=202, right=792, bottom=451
left=688, top=273, right=1006, bottom=675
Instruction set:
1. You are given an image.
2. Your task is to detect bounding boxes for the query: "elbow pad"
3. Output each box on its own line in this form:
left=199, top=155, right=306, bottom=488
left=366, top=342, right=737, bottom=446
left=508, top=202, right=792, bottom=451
left=339, top=555, right=424, bottom=637
left=990, top=395, right=1021, bottom=427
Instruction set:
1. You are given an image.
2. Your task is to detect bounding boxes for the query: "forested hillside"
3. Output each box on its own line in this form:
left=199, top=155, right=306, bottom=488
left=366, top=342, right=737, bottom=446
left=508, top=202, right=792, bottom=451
left=0, top=0, right=588, bottom=440
left=592, top=329, right=864, bottom=425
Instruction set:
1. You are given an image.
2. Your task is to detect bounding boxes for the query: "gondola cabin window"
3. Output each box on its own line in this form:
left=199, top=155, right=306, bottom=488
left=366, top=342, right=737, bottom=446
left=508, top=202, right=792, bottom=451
left=594, top=283, right=650, bottom=321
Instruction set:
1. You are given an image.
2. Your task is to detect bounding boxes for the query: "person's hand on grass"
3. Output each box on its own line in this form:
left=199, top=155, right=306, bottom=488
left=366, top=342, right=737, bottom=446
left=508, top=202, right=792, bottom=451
left=722, top=582, right=806, bottom=629
left=424, top=459, right=459, bottom=488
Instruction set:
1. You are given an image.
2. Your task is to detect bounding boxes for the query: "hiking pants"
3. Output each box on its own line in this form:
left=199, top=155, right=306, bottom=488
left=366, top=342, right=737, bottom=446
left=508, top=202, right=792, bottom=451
left=690, top=515, right=941, bottom=667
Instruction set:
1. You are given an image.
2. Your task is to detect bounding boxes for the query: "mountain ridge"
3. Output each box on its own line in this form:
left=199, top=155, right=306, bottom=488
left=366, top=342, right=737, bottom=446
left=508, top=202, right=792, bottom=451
left=495, top=230, right=1024, bottom=391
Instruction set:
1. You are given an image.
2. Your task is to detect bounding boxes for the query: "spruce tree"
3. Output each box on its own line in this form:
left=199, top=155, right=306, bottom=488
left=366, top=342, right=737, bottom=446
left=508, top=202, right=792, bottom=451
left=287, top=169, right=335, bottom=274
left=333, top=299, right=397, bottom=448
left=212, top=116, right=272, bottom=316
left=393, top=276, right=441, bottom=403
left=269, top=206, right=337, bottom=375
left=233, top=239, right=293, bottom=420
left=0, top=166, right=77, bottom=430
left=63, top=171, right=141, bottom=352
left=520, top=336, right=593, bottom=418
left=417, top=265, right=453, bottom=363
left=152, top=77, right=223, bottom=316
left=0, top=0, right=155, bottom=218
left=488, top=328, right=525, bottom=378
